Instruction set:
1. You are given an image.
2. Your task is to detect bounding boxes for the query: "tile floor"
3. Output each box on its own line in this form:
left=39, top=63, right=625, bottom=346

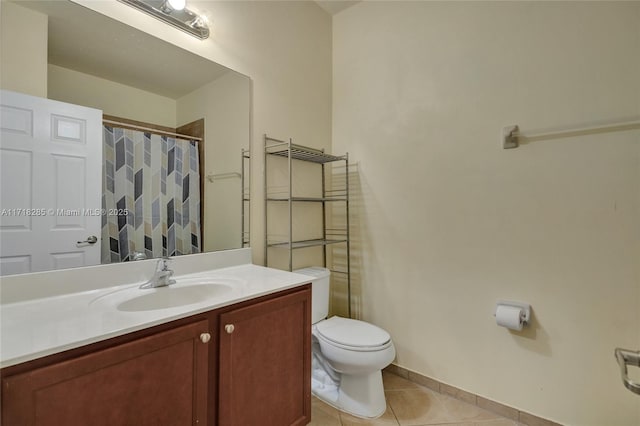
left=309, top=372, right=523, bottom=426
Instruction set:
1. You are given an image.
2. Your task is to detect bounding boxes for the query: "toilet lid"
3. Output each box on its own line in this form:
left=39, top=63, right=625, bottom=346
left=315, top=316, right=391, bottom=348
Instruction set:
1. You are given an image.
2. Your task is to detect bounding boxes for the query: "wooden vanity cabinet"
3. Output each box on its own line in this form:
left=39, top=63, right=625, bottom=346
left=2, top=320, right=210, bottom=426
left=218, top=287, right=311, bottom=426
left=1, top=285, right=311, bottom=426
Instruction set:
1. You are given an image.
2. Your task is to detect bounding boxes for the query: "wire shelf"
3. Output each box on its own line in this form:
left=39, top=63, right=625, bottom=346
left=264, top=134, right=351, bottom=317
left=266, top=143, right=346, bottom=164
left=267, top=238, right=348, bottom=249
left=266, top=196, right=347, bottom=202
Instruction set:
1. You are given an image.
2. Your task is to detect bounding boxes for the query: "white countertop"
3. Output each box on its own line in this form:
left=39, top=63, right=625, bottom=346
left=0, top=264, right=311, bottom=369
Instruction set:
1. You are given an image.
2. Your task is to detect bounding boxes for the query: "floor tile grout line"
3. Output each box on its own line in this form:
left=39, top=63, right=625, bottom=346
left=312, top=374, right=519, bottom=426
left=386, top=368, right=561, bottom=426
left=383, top=374, right=518, bottom=426
left=385, top=394, right=401, bottom=426
left=336, top=406, right=344, bottom=426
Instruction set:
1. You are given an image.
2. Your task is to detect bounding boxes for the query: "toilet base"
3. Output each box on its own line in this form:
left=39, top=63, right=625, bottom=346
left=312, top=370, right=387, bottom=419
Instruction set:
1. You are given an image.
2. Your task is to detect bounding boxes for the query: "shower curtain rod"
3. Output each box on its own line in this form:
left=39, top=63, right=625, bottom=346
left=103, top=119, right=204, bottom=141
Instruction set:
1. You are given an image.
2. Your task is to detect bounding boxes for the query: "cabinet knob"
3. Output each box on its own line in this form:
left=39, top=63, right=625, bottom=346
left=225, top=324, right=235, bottom=334
left=200, top=332, right=211, bottom=343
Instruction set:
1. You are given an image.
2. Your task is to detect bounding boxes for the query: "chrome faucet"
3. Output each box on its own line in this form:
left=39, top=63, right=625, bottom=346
left=140, top=257, right=176, bottom=289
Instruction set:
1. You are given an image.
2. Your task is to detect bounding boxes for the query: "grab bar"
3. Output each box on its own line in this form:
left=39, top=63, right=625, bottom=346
left=614, top=348, right=640, bottom=395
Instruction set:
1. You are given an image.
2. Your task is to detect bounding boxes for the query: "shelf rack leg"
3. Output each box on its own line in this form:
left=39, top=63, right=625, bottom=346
left=288, top=139, right=293, bottom=272
left=321, top=163, right=327, bottom=269
left=345, top=154, right=351, bottom=319
left=263, top=135, right=268, bottom=265
left=241, top=149, right=245, bottom=248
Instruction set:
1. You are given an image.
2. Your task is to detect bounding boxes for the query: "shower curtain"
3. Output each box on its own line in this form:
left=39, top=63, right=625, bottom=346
left=101, top=126, right=201, bottom=263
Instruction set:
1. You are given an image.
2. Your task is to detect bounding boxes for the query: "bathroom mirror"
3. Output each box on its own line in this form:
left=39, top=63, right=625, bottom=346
left=0, top=0, right=251, bottom=276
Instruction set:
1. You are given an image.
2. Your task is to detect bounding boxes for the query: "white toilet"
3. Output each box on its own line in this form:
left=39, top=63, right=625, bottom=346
left=294, top=267, right=395, bottom=419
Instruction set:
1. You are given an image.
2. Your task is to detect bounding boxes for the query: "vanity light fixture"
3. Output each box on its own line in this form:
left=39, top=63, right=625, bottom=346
left=118, top=0, right=210, bottom=40
left=166, top=0, right=186, bottom=11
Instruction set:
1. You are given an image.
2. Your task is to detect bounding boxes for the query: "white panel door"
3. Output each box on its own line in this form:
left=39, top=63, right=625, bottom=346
left=0, top=90, right=102, bottom=276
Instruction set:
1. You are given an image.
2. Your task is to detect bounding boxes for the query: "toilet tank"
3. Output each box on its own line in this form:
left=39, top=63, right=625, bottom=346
left=294, top=267, right=330, bottom=324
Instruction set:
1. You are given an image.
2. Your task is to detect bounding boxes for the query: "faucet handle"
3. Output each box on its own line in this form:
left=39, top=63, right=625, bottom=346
left=157, top=256, right=172, bottom=271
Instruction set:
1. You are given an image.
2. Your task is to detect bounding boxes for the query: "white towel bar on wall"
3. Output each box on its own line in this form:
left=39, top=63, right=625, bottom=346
left=206, top=172, right=241, bottom=182
left=503, top=119, right=640, bottom=149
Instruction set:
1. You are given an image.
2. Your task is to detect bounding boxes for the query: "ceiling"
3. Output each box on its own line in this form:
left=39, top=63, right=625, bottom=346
left=314, top=1, right=361, bottom=16
left=18, top=1, right=230, bottom=99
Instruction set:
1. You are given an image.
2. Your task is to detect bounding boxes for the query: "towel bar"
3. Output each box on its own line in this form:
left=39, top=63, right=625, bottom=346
left=502, top=119, right=640, bottom=149
left=615, top=348, right=640, bottom=395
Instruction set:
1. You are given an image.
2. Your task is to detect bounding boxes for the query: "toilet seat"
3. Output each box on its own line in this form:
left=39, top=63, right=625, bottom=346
left=315, top=316, right=392, bottom=352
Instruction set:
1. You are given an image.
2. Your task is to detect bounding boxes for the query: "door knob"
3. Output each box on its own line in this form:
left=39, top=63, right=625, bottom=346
left=77, top=235, right=98, bottom=244
left=200, top=333, right=211, bottom=343
left=225, top=324, right=235, bottom=334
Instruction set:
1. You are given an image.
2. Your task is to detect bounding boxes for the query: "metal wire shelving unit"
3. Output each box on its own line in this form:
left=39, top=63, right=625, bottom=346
left=264, top=134, right=352, bottom=317
left=241, top=148, right=250, bottom=248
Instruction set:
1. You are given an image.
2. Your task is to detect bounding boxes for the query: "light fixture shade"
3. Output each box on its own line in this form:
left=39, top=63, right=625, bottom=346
left=118, top=0, right=209, bottom=39
left=167, top=0, right=185, bottom=11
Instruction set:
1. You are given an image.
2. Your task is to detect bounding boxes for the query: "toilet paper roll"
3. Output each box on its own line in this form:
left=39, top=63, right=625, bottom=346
left=495, top=305, right=524, bottom=331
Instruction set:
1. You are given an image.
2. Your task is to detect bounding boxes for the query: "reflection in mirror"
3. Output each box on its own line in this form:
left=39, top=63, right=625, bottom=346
left=0, top=0, right=250, bottom=276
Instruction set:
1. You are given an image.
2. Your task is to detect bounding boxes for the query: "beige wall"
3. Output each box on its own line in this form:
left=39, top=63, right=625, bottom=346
left=177, top=71, right=251, bottom=252
left=72, top=0, right=333, bottom=266
left=0, top=0, right=48, bottom=97
left=333, top=2, right=640, bottom=425
left=48, top=64, right=177, bottom=128
left=1, top=2, right=177, bottom=127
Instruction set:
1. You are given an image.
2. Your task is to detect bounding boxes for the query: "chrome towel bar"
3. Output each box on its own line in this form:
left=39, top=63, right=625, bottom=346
left=502, top=118, right=640, bottom=149
left=615, top=348, right=640, bottom=396
left=206, top=172, right=241, bottom=182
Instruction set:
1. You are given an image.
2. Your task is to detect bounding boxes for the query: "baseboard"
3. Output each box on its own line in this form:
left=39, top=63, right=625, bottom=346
left=384, top=364, right=563, bottom=426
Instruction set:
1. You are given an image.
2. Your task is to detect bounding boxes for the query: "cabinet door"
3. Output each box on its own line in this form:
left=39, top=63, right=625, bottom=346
left=218, top=288, right=311, bottom=426
left=2, top=320, right=210, bottom=426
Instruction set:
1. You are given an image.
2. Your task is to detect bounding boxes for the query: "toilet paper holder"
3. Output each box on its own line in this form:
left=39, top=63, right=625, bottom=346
left=495, top=301, right=531, bottom=325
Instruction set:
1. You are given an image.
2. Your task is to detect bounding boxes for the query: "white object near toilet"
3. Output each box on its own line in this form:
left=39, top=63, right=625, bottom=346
left=495, top=300, right=531, bottom=331
left=295, top=267, right=395, bottom=419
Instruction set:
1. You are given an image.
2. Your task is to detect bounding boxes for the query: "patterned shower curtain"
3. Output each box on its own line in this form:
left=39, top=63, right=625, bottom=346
left=101, top=126, right=201, bottom=263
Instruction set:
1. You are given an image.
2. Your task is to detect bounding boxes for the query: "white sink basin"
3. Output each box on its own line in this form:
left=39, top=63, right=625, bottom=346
left=117, top=283, right=233, bottom=311
left=90, top=278, right=242, bottom=312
